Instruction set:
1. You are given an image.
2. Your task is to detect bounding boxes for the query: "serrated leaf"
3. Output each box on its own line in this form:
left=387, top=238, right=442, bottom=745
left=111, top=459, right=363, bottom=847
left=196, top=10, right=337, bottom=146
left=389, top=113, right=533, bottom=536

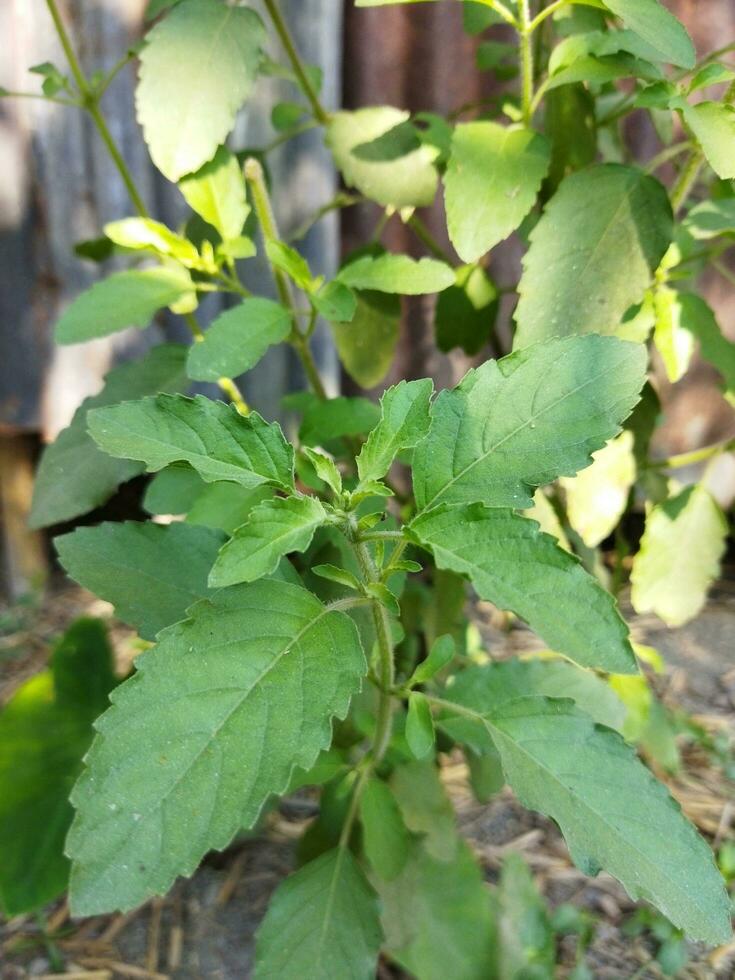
left=561, top=431, right=636, bottom=548
left=326, top=107, right=438, bottom=208
left=410, top=503, right=636, bottom=673
left=444, top=122, right=550, bottom=263
left=514, top=165, right=673, bottom=347
left=412, top=335, right=646, bottom=511
left=406, top=692, right=435, bottom=758
left=254, top=847, right=383, bottom=980
left=136, top=0, right=265, bottom=180
left=332, top=290, right=400, bottom=389
left=338, top=253, right=454, bottom=295
left=631, top=485, right=727, bottom=627
left=375, top=838, right=495, bottom=980
left=357, top=379, right=433, bottom=484
left=178, top=146, right=249, bottom=241
left=30, top=345, right=189, bottom=529
left=56, top=522, right=224, bottom=640
left=0, top=620, right=115, bottom=916
left=681, top=101, right=735, bottom=180
left=67, top=579, right=366, bottom=914
left=55, top=267, right=194, bottom=344
left=434, top=264, right=499, bottom=356
left=88, top=394, right=294, bottom=491
left=302, top=448, right=342, bottom=494
left=441, top=694, right=730, bottom=944
left=209, top=495, right=328, bottom=587
left=359, top=777, right=411, bottom=881
left=603, top=0, right=695, bottom=69
left=186, top=299, right=291, bottom=382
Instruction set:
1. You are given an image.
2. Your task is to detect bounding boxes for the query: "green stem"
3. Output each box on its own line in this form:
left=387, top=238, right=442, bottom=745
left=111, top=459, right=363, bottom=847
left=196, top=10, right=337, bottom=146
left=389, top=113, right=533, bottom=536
left=262, top=0, right=330, bottom=125
left=518, top=0, right=535, bottom=125
left=407, top=214, right=454, bottom=264
left=645, top=141, right=694, bottom=175
left=647, top=438, right=735, bottom=471
left=478, top=0, right=518, bottom=28
left=1, top=89, right=79, bottom=107
left=529, top=0, right=569, bottom=32
left=244, top=156, right=329, bottom=400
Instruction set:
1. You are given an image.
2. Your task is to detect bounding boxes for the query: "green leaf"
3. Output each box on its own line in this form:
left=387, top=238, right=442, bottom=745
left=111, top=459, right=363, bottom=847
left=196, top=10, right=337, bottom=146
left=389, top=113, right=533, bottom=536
left=434, top=264, right=499, bottom=356
left=302, top=448, right=343, bottom=494
left=631, top=485, right=727, bottom=628
left=338, top=253, right=454, bottom=295
left=674, top=292, right=735, bottom=399
left=684, top=198, right=735, bottom=240
left=29, top=344, right=189, bottom=529
left=561, top=431, right=636, bottom=548
left=410, top=634, right=456, bottom=686
left=104, top=218, right=201, bottom=266
left=442, top=694, right=730, bottom=944
left=55, top=267, right=194, bottom=344
left=143, top=464, right=205, bottom=515
left=67, top=579, right=366, bottom=914
left=444, top=122, right=550, bottom=263
left=412, top=335, right=646, bottom=511
left=603, top=0, right=695, bottom=69
left=652, top=285, right=696, bottom=383
left=326, top=107, right=439, bottom=208
left=209, top=495, right=328, bottom=587
left=186, top=299, right=291, bottom=382
left=56, top=522, right=224, bottom=640
left=332, top=290, right=400, bottom=389
left=136, top=0, right=266, bottom=180
left=254, top=848, right=383, bottom=980
left=311, top=280, right=357, bottom=322
left=375, top=838, right=495, bottom=980
left=312, top=564, right=361, bottom=590
left=406, top=692, right=435, bottom=758
left=266, top=240, right=314, bottom=290
left=681, top=102, right=735, bottom=180
left=179, top=146, right=250, bottom=241
left=300, top=396, right=380, bottom=445
left=514, top=165, right=673, bottom=347
left=494, top=853, right=555, bottom=979
left=357, top=379, right=433, bottom=484
left=359, top=777, right=411, bottom=881
left=410, top=504, right=636, bottom=673
left=187, top=483, right=274, bottom=534
left=545, top=84, right=597, bottom=193
left=390, top=760, right=457, bottom=862
left=0, top=620, right=115, bottom=916
left=88, top=394, right=294, bottom=491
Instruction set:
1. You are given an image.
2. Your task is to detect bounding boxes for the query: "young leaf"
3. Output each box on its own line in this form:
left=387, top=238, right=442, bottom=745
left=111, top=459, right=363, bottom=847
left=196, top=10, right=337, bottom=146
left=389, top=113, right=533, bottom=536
left=332, top=290, right=400, bottom=389
left=444, top=122, right=550, bottom=263
left=326, top=107, right=438, bottom=208
left=359, top=777, right=411, bottom=881
left=302, top=447, right=343, bottom=494
left=55, top=522, right=224, bottom=640
left=312, top=564, right=361, bottom=590
left=254, top=848, right=383, bottom=980
left=208, top=495, right=328, bottom=587
left=337, top=253, right=454, bottom=295
left=266, top=240, right=314, bottom=290
left=67, top=579, right=366, bottom=914
left=88, top=394, right=294, bottom=491
left=178, top=146, right=250, bottom=241
left=375, top=838, right=496, bottom=980
left=357, top=379, right=433, bottom=484
left=631, top=485, right=727, bottom=627
left=55, top=267, right=194, bottom=344
left=412, top=334, right=646, bottom=511
left=681, top=102, right=735, bottom=180
left=603, top=0, right=695, bottom=69
left=561, top=431, right=636, bottom=548
left=186, top=299, right=292, bottom=382
left=104, top=218, right=201, bottom=266
left=652, top=285, right=696, bottom=383
left=441, top=694, right=730, bottom=944
left=685, top=198, right=735, bottom=240
left=29, top=344, right=189, bottom=529
left=409, top=634, right=456, bottom=686
left=406, top=692, right=435, bottom=759
left=434, top=264, right=499, bottom=356
left=136, top=0, right=265, bottom=180
left=514, top=165, right=673, bottom=347
left=410, top=503, right=636, bottom=674
left=0, top=620, right=115, bottom=916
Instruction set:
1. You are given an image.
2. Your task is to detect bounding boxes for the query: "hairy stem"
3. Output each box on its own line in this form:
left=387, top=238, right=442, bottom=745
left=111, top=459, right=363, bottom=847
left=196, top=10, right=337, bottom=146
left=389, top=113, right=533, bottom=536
left=529, top=0, right=569, bottom=32
left=262, top=0, right=330, bottom=125
left=244, top=156, right=329, bottom=400
left=518, top=0, right=535, bottom=125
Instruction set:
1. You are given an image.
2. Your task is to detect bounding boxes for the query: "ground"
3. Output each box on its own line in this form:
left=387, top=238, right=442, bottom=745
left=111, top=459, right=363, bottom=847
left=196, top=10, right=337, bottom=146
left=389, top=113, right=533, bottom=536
left=1, top=582, right=733, bottom=980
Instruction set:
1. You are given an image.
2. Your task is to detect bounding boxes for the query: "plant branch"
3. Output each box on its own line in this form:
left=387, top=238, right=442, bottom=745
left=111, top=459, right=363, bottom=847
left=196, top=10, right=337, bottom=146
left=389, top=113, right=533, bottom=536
left=477, top=0, right=518, bottom=28
left=647, top=438, right=735, bottom=471
left=406, top=214, right=455, bottom=264
left=518, top=0, right=535, bottom=125
left=529, top=0, right=570, bottom=32
left=262, top=0, right=330, bottom=124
